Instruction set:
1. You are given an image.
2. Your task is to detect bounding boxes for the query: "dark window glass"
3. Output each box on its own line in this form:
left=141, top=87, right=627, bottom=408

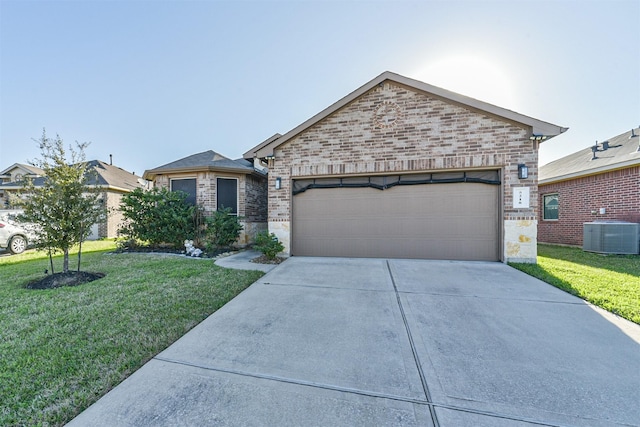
left=217, top=178, right=238, bottom=214
left=171, top=179, right=197, bottom=205
left=543, top=194, right=559, bottom=220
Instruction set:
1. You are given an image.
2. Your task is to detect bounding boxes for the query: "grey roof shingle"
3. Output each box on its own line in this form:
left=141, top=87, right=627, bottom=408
left=143, top=150, right=261, bottom=180
left=86, top=160, right=144, bottom=190
left=0, top=160, right=143, bottom=191
left=539, top=127, right=640, bottom=184
left=0, top=163, right=45, bottom=177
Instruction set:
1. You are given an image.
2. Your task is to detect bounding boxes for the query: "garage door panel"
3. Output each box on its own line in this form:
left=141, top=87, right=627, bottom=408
left=292, top=181, right=499, bottom=261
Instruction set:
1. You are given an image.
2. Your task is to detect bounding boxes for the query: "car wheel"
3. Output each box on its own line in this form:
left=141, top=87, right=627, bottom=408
left=8, top=235, right=27, bottom=254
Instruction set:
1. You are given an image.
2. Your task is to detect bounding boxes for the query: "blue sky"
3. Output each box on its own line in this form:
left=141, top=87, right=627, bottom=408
left=1, top=0, right=638, bottom=176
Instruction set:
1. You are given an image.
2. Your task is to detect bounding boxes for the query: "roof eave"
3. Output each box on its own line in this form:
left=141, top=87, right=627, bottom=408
left=539, top=157, right=640, bottom=185
left=143, top=165, right=259, bottom=181
left=243, top=133, right=283, bottom=160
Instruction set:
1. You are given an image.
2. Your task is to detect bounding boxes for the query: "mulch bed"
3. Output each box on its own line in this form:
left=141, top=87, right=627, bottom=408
left=113, top=246, right=233, bottom=258
left=26, top=271, right=106, bottom=290
left=251, top=255, right=286, bottom=265
left=115, top=245, right=282, bottom=264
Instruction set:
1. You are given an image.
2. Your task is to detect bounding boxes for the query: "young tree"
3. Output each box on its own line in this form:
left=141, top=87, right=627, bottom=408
left=13, top=130, right=105, bottom=273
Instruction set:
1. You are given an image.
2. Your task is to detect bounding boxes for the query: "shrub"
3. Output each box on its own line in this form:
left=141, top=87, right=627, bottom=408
left=254, top=231, right=284, bottom=260
left=204, top=208, right=243, bottom=252
left=118, top=187, right=196, bottom=249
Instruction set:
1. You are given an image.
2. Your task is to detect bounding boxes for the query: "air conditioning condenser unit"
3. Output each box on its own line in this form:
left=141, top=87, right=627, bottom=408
left=583, top=221, right=640, bottom=254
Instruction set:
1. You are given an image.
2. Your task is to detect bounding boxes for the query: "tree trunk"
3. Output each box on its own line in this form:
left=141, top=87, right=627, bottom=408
left=49, top=248, right=54, bottom=274
left=63, top=249, right=69, bottom=273
left=77, top=239, right=82, bottom=272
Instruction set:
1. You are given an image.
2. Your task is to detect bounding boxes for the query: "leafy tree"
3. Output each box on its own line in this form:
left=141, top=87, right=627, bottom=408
left=118, top=187, right=196, bottom=248
left=13, top=130, right=105, bottom=273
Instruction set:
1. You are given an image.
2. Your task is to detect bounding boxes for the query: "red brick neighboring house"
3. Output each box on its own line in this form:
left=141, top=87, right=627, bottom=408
left=538, top=127, right=640, bottom=246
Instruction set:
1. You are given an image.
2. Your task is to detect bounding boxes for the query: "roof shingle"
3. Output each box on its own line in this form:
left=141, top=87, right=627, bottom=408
left=539, top=127, right=640, bottom=184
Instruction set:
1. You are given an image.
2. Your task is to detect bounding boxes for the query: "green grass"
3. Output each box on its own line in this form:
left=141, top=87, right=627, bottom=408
left=510, top=244, right=640, bottom=324
left=0, top=240, right=118, bottom=265
left=0, top=246, right=263, bottom=426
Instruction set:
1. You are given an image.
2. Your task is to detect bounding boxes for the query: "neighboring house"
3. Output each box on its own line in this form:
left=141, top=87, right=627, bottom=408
left=244, top=71, right=567, bottom=263
left=142, top=150, right=268, bottom=246
left=538, top=127, right=640, bottom=246
left=0, top=160, right=146, bottom=239
left=0, top=163, right=45, bottom=206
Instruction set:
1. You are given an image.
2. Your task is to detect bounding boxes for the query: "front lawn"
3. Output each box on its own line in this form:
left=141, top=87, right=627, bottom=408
left=510, top=244, right=640, bottom=324
left=0, top=245, right=263, bottom=426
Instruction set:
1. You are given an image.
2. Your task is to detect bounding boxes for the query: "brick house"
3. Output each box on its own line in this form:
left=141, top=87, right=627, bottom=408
left=244, top=71, right=566, bottom=263
left=0, top=160, right=145, bottom=238
left=538, top=127, right=640, bottom=246
left=143, top=150, right=268, bottom=245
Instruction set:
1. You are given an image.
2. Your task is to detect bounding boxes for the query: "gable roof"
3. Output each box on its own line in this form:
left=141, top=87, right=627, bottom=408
left=0, top=163, right=45, bottom=179
left=243, top=133, right=282, bottom=160
left=0, top=160, right=144, bottom=192
left=143, top=150, right=262, bottom=181
left=244, top=71, right=567, bottom=160
left=86, top=160, right=145, bottom=191
left=539, top=127, right=640, bottom=184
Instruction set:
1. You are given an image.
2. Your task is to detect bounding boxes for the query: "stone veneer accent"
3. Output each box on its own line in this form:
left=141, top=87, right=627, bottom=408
left=268, top=81, right=540, bottom=262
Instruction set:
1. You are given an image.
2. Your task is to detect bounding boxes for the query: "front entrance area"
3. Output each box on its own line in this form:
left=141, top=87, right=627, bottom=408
left=292, top=178, right=500, bottom=261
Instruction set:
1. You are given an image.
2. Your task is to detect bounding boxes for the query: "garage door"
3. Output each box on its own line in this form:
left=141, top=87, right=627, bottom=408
left=292, top=173, right=500, bottom=261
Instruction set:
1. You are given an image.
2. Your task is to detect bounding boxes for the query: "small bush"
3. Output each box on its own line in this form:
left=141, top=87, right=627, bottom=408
left=204, top=208, right=243, bottom=252
left=254, top=231, right=284, bottom=260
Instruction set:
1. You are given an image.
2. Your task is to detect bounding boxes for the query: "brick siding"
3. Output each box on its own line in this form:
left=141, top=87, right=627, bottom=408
left=269, top=81, right=538, bottom=226
left=154, top=170, right=268, bottom=245
left=244, top=174, right=268, bottom=222
left=154, top=171, right=267, bottom=218
left=539, top=166, right=640, bottom=246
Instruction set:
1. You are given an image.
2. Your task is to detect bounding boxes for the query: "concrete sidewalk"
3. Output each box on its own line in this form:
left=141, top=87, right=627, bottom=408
left=213, top=249, right=279, bottom=273
left=67, top=257, right=640, bottom=426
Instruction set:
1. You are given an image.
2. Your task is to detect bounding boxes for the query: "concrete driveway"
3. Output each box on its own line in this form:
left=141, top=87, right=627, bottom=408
left=68, top=257, right=640, bottom=427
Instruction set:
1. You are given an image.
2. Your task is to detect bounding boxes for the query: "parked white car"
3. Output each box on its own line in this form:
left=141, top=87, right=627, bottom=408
left=0, top=210, right=36, bottom=254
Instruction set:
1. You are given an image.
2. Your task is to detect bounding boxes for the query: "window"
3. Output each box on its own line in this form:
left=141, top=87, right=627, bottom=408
left=171, top=178, right=197, bottom=205
left=217, top=178, right=238, bottom=214
left=543, top=194, right=559, bottom=220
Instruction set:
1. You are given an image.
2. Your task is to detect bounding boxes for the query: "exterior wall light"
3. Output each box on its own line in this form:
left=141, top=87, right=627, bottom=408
left=275, top=177, right=282, bottom=190
left=265, top=155, right=276, bottom=168
left=517, top=164, right=528, bottom=179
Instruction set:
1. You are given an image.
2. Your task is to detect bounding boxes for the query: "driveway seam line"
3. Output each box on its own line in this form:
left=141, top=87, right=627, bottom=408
left=261, top=282, right=392, bottom=293
left=386, top=260, right=440, bottom=427
left=154, top=356, right=572, bottom=427
left=397, top=290, right=587, bottom=304
left=153, top=355, right=428, bottom=404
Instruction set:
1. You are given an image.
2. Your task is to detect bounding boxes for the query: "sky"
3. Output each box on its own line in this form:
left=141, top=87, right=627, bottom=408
left=1, top=0, right=639, bottom=177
